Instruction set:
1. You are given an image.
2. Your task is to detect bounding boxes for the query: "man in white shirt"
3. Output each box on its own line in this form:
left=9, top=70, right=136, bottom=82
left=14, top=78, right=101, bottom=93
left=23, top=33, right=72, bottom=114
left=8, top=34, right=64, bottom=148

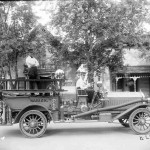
left=26, top=55, right=39, bottom=68
left=76, top=72, right=94, bottom=103
left=76, top=72, right=89, bottom=90
left=25, top=54, right=40, bottom=95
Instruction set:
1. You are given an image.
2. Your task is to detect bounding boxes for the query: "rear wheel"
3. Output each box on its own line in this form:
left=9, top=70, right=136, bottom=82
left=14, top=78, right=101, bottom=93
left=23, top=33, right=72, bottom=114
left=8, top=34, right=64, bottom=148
left=129, top=108, right=150, bottom=134
left=119, top=118, right=129, bottom=127
left=19, top=110, right=47, bottom=138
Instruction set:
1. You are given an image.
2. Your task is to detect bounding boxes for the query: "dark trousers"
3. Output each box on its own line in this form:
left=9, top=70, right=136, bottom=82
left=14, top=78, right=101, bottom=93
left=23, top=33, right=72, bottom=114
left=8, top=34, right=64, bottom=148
left=86, top=89, right=94, bottom=103
left=29, top=77, right=38, bottom=95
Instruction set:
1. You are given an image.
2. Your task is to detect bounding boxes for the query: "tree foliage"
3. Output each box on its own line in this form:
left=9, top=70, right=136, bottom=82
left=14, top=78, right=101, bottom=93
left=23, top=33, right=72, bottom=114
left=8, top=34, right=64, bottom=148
left=51, top=0, right=149, bottom=79
left=27, top=24, right=64, bottom=69
left=0, top=1, right=45, bottom=82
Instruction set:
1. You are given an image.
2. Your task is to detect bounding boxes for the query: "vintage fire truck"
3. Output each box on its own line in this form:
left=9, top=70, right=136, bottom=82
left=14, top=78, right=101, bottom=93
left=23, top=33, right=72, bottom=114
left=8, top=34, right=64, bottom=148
left=0, top=25, right=150, bottom=138
left=0, top=69, right=150, bottom=138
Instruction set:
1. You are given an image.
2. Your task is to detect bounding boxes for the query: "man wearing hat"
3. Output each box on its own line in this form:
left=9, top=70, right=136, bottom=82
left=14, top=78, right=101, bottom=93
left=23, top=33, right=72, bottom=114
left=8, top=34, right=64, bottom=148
left=25, top=53, right=39, bottom=95
left=76, top=64, right=94, bottom=103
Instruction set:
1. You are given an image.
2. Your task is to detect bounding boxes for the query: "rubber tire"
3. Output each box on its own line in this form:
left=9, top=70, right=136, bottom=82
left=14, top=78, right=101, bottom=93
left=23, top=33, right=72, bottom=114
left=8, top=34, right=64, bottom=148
left=19, top=110, right=47, bottom=138
left=129, top=108, right=150, bottom=134
left=119, top=119, right=129, bottom=128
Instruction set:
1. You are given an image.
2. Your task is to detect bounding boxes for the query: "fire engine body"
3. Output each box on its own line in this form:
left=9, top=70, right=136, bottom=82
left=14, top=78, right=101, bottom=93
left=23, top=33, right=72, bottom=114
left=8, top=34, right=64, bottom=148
left=0, top=26, right=150, bottom=137
left=0, top=76, right=150, bottom=138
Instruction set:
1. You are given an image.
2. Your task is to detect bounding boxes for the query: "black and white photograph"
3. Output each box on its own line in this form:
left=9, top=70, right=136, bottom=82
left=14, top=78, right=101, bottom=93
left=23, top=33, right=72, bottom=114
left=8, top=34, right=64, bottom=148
left=0, top=0, right=150, bottom=150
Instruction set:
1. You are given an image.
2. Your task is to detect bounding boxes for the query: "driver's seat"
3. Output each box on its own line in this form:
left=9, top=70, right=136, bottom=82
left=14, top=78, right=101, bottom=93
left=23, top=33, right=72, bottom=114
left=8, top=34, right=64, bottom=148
left=76, top=89, right=88, bottom=108
left=77, top=89, right=87, bottom=96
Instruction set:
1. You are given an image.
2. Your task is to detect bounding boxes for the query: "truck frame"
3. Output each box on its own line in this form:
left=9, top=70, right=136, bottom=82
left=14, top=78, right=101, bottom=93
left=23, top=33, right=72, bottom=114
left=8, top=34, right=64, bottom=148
left=0, top=77, right=150, bottom=138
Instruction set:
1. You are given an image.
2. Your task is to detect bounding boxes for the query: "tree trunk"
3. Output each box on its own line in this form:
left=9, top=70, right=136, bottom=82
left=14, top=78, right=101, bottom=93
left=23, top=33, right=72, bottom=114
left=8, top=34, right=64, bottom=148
left=7, top=62, right=15, bottom=89
left=15, top=51, right=18, bottom=79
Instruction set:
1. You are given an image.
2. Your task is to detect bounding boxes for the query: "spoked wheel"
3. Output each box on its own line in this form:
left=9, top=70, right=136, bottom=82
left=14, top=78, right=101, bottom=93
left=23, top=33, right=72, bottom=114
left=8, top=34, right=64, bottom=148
left=129, top=108, right=150, bottom=134
left=118, top=118, right=129, bottom=127
left=19, top=110, right=47, bottom=138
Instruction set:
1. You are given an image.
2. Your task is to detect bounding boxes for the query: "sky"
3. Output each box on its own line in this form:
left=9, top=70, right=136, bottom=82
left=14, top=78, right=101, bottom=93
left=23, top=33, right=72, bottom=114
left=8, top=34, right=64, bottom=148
left=32, top=1, right=57, bottom=26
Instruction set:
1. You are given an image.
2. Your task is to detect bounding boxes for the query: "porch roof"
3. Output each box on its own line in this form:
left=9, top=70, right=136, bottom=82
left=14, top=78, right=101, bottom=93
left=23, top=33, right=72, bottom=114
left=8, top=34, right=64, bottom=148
left=117, top=66, right=150, bottom=74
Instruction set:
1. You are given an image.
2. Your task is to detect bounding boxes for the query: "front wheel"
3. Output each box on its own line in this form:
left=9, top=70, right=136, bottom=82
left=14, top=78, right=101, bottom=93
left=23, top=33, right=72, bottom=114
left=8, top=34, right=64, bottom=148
left=129, top=108, right=150, bottom=134
left=19, top=110, right=47, bottom=138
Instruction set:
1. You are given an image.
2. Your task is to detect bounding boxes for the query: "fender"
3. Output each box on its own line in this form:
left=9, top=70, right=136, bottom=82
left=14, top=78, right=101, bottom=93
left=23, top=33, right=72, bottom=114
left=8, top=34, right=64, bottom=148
left=112, top=103, right=150, bottom=121
left=14, top=104, right=53, bottom=124
left=73, top=99, right=148, bottom=118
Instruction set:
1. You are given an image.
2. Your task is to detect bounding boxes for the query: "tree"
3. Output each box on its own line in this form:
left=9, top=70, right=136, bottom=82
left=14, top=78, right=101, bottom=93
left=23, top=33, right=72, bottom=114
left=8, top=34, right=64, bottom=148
left=27, top=23, right=63, bottom=70
left=0, top=1, right=45, bottom=88
left=50, top=0, right=149, bottom=80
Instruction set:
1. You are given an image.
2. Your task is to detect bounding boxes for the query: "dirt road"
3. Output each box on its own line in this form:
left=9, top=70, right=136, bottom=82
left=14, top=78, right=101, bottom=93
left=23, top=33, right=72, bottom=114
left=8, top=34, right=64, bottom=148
left=0, top=121, right=150, bottom=150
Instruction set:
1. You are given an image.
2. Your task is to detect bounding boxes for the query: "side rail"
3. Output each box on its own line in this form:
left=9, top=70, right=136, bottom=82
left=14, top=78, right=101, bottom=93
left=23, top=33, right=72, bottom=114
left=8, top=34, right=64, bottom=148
left=0, top=78, right=65, bottom=95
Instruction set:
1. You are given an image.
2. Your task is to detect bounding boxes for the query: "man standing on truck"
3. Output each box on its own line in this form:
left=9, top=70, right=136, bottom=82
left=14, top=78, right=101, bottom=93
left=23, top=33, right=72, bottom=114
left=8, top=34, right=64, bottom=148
left=26, top=53, right=40, bottom=96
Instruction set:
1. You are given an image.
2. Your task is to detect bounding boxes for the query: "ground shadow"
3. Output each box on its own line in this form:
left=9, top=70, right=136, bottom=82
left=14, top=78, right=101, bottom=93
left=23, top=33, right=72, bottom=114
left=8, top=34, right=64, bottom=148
left=45, top=124, right=131, bottom=137
left=0, top=128, right=23, bottom=138
left=0, top=123, right=132, bottom=138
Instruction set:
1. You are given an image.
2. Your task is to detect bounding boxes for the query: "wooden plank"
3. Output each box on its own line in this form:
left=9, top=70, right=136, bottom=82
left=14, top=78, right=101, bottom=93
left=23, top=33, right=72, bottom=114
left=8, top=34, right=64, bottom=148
left=1, top=89, right=67, bottom=94
left=0, top=79, right=64, bottom=81
left=117, top=66, right=150, bottom=73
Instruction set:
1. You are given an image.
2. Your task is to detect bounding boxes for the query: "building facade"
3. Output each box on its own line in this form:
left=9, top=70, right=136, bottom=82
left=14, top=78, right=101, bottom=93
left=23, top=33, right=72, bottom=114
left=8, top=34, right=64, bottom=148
left=111, top=49, right=150, bottom=97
